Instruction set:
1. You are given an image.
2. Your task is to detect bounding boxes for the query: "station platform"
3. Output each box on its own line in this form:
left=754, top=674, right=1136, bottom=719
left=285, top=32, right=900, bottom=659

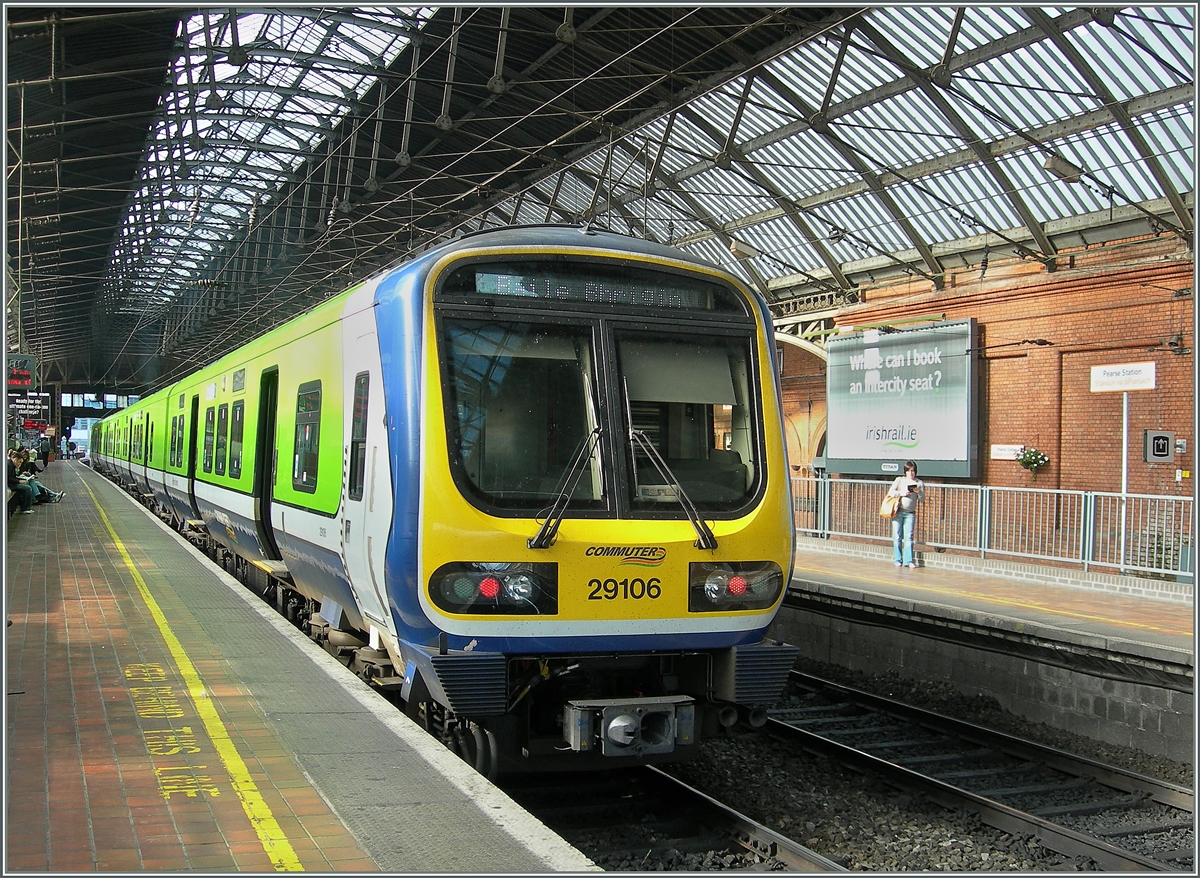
left=4, top=459, right=596, bottom=873
left=789, top=535, right=1193, bottom=657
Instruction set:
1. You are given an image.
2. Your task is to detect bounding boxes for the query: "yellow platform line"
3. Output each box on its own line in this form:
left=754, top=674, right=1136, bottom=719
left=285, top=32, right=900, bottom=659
left=83, top=481, right=304, bottom=871
left=793, top=561, right=1192, bottom=638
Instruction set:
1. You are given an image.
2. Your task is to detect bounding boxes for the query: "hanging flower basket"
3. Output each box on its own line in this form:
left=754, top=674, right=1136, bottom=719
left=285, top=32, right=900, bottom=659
left=1015, top=446, right=1050, bottom=481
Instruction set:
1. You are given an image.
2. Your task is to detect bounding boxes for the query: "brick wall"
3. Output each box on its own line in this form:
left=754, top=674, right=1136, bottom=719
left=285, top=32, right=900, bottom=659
left=778, top=344, right=827, bottom=474
left=779, top=234, right=1194, bottom=494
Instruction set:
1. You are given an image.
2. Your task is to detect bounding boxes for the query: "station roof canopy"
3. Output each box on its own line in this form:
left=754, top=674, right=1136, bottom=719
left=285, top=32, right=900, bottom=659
left=6, top=6, right=1194, bottom=392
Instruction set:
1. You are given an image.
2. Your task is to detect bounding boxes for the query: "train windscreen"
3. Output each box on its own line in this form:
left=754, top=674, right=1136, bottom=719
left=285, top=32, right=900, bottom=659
left=617, top=332, right=758, bottom=512
left=441, top=320, right=605, bottom=510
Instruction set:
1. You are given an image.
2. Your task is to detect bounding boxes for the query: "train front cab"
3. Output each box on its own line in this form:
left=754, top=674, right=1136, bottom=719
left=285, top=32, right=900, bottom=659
left=398, top=234, right=798, bottom=771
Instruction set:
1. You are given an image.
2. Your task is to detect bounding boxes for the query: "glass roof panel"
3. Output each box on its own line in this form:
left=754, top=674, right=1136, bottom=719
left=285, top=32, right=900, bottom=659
left=1003, top=149, right=1099, bottom=220
left=1070, top=7, right=1195, bottom=99
left=104, top=7, right=435, bottom=312
left=871, top=5, right=1028, bottom=59
left=869, top=7, right=964, bottom=69
left=684, top=167, right=776, bottom=221
left=688, top=85, right=746, bottom=144
left=762, top=31, right=898, bottom=116
left=833, top=92, right=962, bottom=171
left=1072, top=125, right=1166, bottom=204
left=1135, top=106, right=1196, bottom=193
left=952, top=51, right=1095, bottom=137
left=759, top=39, right=841, bottom=112
left=886, top=186, right=962, bottom=248
left=657, top=114, right=723, bottom=174
left=818, top=191, right=914, bottom=257
left=749, top=132, right=857, bottom=201
left=735, top=215, right=823, bottom=273
left=740, top=79, right=804, bottom=141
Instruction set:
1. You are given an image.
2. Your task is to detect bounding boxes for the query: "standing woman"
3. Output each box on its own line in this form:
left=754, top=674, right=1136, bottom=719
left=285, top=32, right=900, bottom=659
left=887, top=461, right=924, bottom=568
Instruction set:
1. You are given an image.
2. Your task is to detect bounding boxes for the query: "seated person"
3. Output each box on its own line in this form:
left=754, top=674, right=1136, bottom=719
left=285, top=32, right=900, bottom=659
left=16, top=449, right=63, bottom=503
left=7, top=449, right=34, bottom=514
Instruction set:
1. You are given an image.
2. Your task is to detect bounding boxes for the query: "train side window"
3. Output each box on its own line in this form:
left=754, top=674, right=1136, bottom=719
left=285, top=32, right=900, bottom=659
left=175, top=415, right=185, bottom=468
left=293, top=381, right=321, bottom=493
left=203, top=406, right=215, bottom=473
left=348, top=372, right=369, bottom=501
left=215, top=403, right=229, bottom=476
left=229, top=401, right=244, bottom=479
left=169, top=417, right=177, bottom=467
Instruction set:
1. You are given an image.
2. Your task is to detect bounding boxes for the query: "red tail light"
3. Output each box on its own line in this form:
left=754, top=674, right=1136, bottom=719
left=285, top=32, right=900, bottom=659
left=429, top=562, right=559, bottom=615
left=688, top=562, right=782, bottom=612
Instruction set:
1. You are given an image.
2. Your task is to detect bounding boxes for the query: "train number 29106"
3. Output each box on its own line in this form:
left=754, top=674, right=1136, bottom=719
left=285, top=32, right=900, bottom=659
left=587, top=577, right=661, bottom=600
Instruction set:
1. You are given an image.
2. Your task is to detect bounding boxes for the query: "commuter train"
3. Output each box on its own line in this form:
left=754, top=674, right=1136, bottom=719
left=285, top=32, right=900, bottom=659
left=92, top=225, right=798, bottom=774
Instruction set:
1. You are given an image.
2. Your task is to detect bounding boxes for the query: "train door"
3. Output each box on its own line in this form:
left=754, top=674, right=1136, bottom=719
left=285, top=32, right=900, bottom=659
left=186, top=396, right=202, bottom=518
left=340, top=356, right=393, bottom=636
left=140, top=411, right=152, bottom=493
left=122, top=416, right=133, bottom=485
left=254, top=368, right=282, bottom=560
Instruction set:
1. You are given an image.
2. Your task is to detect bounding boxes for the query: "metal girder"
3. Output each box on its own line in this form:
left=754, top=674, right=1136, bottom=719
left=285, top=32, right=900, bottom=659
left=1023, top=7, right=1193, bottom=245
left=852, top=19, right=1060, bottom=268
left=711, top=27, right=936, bottom=287
left=748, top=65, right=943, bottom=287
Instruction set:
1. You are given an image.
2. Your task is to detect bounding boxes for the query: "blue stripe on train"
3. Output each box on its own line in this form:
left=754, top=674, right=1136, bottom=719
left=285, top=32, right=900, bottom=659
left=373, top=257, right=439, bottom=647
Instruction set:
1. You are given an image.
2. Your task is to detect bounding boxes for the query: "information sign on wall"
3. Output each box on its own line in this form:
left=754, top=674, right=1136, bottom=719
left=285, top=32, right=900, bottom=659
left=825, top=318, right=978, bottom=477
left=1090, top=361, right=1156, bottom=392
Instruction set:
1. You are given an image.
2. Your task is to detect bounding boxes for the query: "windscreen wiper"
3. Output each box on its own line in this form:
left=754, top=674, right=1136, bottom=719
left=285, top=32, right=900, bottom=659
left=623, top=379, right=717, bottom=550
left=528, top=426, right=602, bottom=549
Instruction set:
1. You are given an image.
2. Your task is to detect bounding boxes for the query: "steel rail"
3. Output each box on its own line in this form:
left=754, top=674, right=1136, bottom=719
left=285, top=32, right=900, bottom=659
left=644, top=766, right=848, bottom=872
left=790, top=671, right=1194, bottom=812
left=770, top=673, right=1190, bottom=871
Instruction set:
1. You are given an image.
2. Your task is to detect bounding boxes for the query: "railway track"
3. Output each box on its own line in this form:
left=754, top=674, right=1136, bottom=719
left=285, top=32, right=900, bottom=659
left=160, top=516, right=1193, bottom=871
left=501, top=766, right=844, bottom=872
left=769, top=672, right=1193, bottom=871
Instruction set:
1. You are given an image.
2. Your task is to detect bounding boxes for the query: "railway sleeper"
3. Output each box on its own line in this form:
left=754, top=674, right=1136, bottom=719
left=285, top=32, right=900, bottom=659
left=979, top=777, right=1094, bottom=799
left=1096, top=819, right=1195, bottom=839
left=816, top=722, right=914, bottom=739
left=891, top=746, right=995, bottom=766
left=859, top=735, right=956, bottom=751
left=935, top=762, right=1041, bottom=782
left=1030, top=791, right=1151, bottom=818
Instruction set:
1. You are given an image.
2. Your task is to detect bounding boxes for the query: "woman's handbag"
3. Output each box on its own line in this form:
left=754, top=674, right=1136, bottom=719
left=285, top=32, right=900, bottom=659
left=879, top=495, right=900, bottom=519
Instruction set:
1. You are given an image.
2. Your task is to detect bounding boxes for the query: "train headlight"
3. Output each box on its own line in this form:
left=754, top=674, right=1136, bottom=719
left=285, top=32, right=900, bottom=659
left=504, top=573, right=536, bottom=601
left=430, top=562, right=558, bottom=615
left=689, top=561, right=783, bottom=612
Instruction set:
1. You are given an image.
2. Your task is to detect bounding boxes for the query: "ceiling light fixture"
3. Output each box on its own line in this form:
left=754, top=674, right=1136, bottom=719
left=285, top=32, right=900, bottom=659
left=1043, top=154, right=1085, bottom=183
left=729, top=239, right=760, bottom=260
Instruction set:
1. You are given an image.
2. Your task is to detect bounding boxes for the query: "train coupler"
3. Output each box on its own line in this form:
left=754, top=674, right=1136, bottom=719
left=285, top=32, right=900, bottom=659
left=563, top=695, right=695, bottom=756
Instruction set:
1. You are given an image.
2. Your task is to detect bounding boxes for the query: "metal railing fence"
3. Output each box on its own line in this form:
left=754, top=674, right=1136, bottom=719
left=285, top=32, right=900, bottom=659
left=792, top=476, right=1193, bottom=580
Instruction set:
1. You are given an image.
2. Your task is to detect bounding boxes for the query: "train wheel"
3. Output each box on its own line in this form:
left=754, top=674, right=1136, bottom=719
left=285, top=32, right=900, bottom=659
left=452, top=727, right=474, bottom=764
left=471, top=724, right=499, bottom=779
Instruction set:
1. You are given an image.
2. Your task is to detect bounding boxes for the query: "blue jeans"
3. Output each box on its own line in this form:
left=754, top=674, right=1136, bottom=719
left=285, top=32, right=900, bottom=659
left=892, top=509, right=916, bottom=565
left=10, top=483, right=33, bottom=512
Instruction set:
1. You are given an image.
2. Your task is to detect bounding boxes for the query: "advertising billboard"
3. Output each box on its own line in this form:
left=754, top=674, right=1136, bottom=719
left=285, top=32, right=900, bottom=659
left=825, top=318, right=977, bottom=477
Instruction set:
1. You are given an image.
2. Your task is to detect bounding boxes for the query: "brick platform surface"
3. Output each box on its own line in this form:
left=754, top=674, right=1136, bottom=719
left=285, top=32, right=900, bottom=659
left=5, top=460, right=594, bottom=873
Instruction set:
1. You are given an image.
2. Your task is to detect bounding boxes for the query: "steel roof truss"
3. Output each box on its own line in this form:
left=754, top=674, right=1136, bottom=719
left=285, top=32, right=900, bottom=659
left=1023, top=7, right=1192, bottom=245
left=853, top=19, right=1060, bottom=268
